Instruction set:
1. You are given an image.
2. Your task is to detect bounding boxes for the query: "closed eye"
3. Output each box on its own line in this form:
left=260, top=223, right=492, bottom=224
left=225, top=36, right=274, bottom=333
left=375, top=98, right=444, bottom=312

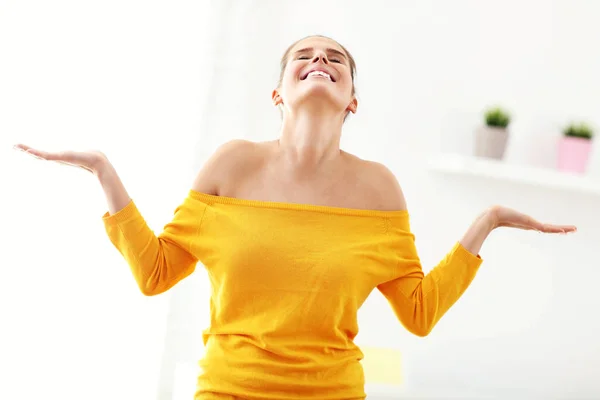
left=296, top=56, right=341, bottom=63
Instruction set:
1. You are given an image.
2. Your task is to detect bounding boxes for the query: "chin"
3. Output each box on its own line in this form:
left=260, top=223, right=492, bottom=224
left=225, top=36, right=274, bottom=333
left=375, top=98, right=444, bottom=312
left=294, top=84, right=346, bottom=111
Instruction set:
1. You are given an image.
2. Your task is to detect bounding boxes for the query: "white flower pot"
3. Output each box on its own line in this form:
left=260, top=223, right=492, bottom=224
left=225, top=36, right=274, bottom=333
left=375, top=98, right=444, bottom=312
left=474, top=125, right=509, bottom=160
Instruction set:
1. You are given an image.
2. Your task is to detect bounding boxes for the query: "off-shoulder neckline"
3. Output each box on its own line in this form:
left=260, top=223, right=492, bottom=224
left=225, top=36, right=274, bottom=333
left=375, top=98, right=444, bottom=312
left=189, top=190, right=409, bottom=218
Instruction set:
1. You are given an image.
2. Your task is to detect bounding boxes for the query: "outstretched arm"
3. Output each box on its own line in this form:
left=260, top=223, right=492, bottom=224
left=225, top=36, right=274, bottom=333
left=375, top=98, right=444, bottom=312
left=14, top=141, right=246, bottom=297
left=372, top=164, right=576, bottom=337
left=15, top=145, right=195, bottom=295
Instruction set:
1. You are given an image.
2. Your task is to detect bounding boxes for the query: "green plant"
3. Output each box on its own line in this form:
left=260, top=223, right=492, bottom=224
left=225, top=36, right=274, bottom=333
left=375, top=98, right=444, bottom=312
left=484, top=107, right=511, bottom=128
left=563, top=122, right=593, bottom=140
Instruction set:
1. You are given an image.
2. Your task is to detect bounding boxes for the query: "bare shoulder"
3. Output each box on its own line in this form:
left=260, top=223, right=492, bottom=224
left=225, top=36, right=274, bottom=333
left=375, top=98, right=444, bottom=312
left=191, top=139, right=263, bottom=195
left=344, top=152, right=408, bottom=211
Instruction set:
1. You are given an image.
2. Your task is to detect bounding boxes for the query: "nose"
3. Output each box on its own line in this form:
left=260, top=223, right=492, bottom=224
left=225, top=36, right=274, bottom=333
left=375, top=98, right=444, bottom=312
left=311, top=51, right=329, bottom=64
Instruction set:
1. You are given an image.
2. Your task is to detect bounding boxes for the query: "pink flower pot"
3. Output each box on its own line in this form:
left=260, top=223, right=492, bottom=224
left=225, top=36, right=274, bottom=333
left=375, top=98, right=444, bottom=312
left=557, top=136, right=593, bottom=174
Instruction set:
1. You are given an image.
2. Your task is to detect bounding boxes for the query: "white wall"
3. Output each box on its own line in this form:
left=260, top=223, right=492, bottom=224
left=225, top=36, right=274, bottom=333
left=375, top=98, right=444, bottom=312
left=2, top=1, right=599, bottom=399
left=1, top=1, right=211, bottom=399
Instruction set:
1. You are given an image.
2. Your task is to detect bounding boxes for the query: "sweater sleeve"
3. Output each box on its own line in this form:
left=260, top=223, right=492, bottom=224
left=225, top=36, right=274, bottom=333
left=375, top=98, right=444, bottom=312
left=102, top=196, right=207, bottom=296
left=377, top=217, right=483, bottom=337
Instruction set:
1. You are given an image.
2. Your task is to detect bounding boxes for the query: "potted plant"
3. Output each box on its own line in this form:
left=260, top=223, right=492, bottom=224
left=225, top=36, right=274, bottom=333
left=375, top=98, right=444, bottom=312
left=474, top=106, right=511, bottom=160
left=557, top=122, right=594, bottom=174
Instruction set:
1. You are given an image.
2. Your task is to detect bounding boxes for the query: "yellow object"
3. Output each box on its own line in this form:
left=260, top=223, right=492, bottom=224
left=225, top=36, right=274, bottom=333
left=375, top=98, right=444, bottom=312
left=103, top=191, right=482, bottom=399
left=361, top=346, right=403, bottom=385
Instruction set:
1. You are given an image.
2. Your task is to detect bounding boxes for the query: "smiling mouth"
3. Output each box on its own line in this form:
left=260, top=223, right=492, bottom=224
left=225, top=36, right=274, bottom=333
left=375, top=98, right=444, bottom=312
left=301, top=70, right=335, bottom=82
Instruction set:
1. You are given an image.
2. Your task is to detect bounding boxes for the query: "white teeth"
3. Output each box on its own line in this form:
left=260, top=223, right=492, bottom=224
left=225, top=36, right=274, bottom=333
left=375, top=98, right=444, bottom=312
left=307, top=71, right=331, bottom=80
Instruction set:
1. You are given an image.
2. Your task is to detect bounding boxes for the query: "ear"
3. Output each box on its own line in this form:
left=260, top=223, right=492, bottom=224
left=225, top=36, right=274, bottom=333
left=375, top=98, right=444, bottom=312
left=272, top=89, right=283, bottom=106
left=346, top=97, right=358, bottom=114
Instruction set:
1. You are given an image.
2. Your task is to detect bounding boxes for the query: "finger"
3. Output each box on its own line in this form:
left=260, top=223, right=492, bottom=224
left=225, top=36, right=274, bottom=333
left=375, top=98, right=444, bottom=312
left=523, top=215, right=547, bottom=231
left=13, top=144, right=30, bottom=152
left=34, top=150, right=67, bottom=161
left=507, top=216, right=545, bottom=231
left=20, top=149, right=47, bottom=161
left=25, top=149, right=54, bottom=161
left=539, top=224, right=577, bottom=234
left=14, top=144, right=43, bottom=157
left=13, top=144, right=49, bottom=160
left=501, top=222, right=577, bottom=234
left=24, top=148, right=73, bottom=163
left=501, top=222, right=539, bottom=231
left=516, top=223, right=577, bottom=233
left=520, top=216, right=576, bottom=234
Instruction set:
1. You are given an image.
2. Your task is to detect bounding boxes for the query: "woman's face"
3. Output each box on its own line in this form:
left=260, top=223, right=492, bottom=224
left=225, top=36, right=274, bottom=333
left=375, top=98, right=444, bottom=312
left=273, top=36, right=357, bottom=117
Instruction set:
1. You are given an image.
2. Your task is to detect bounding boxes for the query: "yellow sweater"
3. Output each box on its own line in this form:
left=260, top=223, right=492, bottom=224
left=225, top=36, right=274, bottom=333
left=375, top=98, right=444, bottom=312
left=103, top=191, right=483, bottom=399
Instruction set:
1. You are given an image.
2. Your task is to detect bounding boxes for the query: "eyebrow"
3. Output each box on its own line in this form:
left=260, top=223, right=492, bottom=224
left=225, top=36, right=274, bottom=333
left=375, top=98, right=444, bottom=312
left=293, top=47, right=347, bottom=60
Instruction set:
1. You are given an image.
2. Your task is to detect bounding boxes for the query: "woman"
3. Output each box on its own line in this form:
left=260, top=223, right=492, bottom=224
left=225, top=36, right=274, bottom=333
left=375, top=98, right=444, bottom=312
left=15, top=35, right=575, bottom=400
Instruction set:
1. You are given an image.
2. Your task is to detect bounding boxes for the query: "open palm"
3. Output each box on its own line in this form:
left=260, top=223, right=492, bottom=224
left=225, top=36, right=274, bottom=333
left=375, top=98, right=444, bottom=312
left=14, top=144, right=107, bottom=174
left=489, top=205, right=576, bottom=234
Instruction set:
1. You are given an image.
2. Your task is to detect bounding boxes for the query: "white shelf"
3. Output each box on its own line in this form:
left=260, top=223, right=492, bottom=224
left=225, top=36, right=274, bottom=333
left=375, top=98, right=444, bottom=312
left=427, top=153, right=600, bottom=196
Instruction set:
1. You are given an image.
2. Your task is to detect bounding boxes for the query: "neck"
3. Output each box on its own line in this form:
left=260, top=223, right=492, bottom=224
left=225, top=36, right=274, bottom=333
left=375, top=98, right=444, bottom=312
left=277, top=106, right=344, bottom=169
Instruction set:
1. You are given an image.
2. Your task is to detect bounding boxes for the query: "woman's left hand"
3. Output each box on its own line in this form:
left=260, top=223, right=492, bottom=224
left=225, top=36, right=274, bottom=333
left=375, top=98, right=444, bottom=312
left=487, top=205, right=577, bottom=234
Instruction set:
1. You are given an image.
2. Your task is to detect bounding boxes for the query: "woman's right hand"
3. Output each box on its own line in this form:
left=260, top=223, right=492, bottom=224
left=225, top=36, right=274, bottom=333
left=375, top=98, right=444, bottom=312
left=13, top=144, right=109, bottom=175
left=14, top=143, right=131, bottom=214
